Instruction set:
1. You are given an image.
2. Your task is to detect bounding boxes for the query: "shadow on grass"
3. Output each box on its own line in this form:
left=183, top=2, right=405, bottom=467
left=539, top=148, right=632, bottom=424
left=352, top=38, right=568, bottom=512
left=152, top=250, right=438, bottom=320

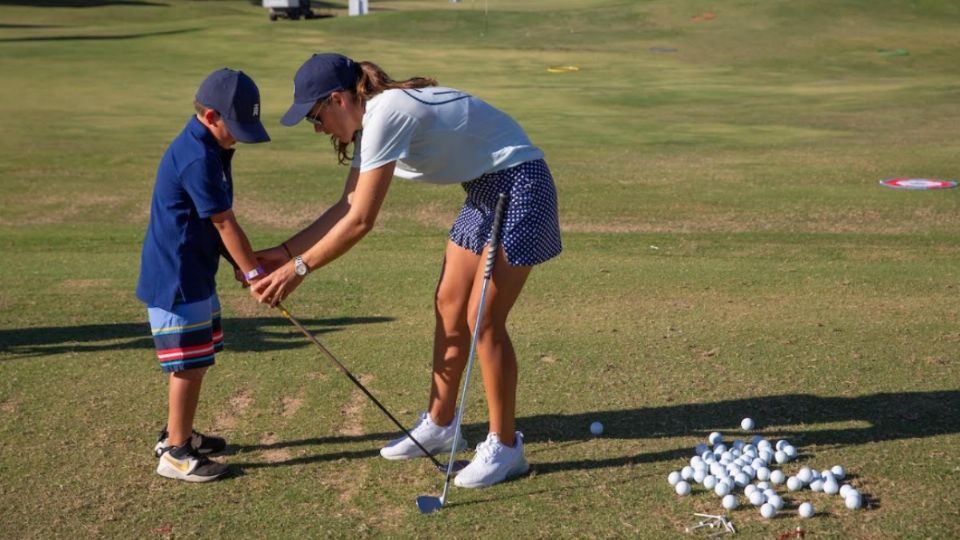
left=0, top=315, right=393, bottom=358
left=0, top=27, right=199, bottom=42
left=218, top=389, right=956, bottom=502
left=523, top=391, right=960, bottom=478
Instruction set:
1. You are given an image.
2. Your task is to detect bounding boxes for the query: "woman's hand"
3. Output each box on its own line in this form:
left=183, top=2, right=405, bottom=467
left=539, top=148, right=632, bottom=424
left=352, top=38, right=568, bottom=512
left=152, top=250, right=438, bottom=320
left=251, top=259, right=305, bottom=306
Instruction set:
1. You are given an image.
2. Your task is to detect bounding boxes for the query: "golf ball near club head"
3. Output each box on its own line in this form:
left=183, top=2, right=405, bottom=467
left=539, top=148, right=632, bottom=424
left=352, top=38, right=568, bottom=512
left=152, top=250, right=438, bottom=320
left=845, top=491, right=862, bottom=509
left=590, top=421, right=603, bottom=436
left=740, top=417, right=755, bottom=430
left=722, top=494, right=738, bottom=510
left=798, top=502, right=815, bottom=518
left=708, top=432, right=723, bottom=445
left=760, top=503, right=777, bottom=519
left=675, top=480, right=692, bottom=496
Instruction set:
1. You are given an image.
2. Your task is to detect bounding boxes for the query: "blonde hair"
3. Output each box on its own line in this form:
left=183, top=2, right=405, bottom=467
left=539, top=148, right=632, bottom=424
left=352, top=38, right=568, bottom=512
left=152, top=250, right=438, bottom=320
left=332, top=61, right=437, bottom=165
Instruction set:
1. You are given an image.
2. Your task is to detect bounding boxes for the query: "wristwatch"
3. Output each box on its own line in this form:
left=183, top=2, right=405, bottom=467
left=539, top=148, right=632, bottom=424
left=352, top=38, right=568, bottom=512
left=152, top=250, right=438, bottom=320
left=294, top=255, right=309, bottom=276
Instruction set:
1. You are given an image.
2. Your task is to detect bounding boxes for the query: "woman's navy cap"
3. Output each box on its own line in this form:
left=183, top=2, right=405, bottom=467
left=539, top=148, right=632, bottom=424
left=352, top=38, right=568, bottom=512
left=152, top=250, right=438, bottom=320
left=196, top=68, right=270, bottom=144
left=280, top=53, right=359, bottom=126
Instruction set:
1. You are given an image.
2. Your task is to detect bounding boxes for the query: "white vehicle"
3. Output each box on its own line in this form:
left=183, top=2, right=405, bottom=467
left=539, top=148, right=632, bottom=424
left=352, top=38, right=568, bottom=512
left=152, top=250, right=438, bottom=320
left=263, top=0, right=316, bottom=21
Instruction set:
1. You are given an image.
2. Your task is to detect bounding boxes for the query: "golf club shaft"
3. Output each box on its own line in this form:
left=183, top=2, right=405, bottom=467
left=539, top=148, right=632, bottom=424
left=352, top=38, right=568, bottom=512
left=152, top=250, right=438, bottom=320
left=276, top=303, right=448, bottom=471
left=439, top=192, right=509, bottom=503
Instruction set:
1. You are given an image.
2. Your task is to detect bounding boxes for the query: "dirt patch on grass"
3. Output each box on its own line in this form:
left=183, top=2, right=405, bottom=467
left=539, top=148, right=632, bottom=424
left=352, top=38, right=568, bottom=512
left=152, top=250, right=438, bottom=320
left=0, top=193, right=126, bottom=226
left=211, top=387, right=253, bottom=432
left=0, top=397, right=19, bottom=414
left=281, top=388, right=306, bottom=418
left=233, top=198, right=322, bottom=230
left=320, top=461, right=368, bottom=503
left=336, top=374, right=371, bottom=436
left=59, top=279, right=113, bottom=291
left=259, top=432, right=292, bottom=463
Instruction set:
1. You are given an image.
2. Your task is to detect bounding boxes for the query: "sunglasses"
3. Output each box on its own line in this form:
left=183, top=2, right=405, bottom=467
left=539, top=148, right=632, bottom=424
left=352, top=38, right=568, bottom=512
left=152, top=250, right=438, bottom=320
left=304, top=98, right=329, bottom=127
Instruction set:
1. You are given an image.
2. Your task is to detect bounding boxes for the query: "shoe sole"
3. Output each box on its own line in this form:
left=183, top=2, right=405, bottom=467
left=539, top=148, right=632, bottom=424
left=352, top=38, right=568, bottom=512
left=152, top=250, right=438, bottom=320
left=454, top=459, right=530, bottom=489
left=380, top=438, right=468, bottom=461
left=156, top=464, right=229, bottom=483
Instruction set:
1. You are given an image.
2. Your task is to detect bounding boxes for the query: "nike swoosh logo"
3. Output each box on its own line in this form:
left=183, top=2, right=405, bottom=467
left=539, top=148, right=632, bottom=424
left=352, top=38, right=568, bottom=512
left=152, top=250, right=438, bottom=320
left=163, top=455, right=191, bottom=473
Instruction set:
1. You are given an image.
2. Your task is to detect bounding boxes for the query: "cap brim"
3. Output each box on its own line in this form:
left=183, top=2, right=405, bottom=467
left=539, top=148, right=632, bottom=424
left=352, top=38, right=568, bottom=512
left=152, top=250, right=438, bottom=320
left=226, top=119, right=271, bottom=144
left=280, top=100, right=318, bottom=127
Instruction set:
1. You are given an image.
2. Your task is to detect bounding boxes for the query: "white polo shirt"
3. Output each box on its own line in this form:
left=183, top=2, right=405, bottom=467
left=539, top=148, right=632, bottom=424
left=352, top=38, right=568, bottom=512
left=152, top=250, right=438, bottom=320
left=351, top=87, right=544, bottom=184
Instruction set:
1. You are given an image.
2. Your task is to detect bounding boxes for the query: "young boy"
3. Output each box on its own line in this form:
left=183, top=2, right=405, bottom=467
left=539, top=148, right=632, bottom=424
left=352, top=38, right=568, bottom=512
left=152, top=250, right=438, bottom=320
left=136, top=68, right=270, bottom=482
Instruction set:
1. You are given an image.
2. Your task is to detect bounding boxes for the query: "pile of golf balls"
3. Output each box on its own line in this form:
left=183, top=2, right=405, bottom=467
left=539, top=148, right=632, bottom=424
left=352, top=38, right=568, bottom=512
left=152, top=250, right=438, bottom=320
left=665, top=419, right=866, bottom=523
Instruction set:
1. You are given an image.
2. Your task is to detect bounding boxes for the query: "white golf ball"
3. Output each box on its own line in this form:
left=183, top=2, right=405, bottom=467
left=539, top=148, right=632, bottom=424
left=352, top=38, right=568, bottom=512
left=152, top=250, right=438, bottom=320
left=787, top=476, right=803, bottom=491
left=668, top=471, right=681, bottom=486
left=760, top=503, right=777, bottom=519
left=751, top=435, right=764, bottom=446
left=797, top=467, right=813, bottom=484
left=774, top=450, right=788, bottom=464
left=703, top=475, right=717, bottom=490
left=681, top=466, right=694, bottom=480
left=831, top=465, right=846, bottom=480
left=693, top=469, right=706, bottom=484
left=714, top=481, right=731, bottom=497
left=768, top=494, right=784, bottom=510
left=675, top=480, right=691, bottom=496
left=784, top=445, right=798, bottom=460
left=744, top=484, right=758, bottom=496
left=798, top=502, right=814, bottom=518
left=695, top=443, right=709, bottom=455
left=809, top=479, right=824, bottom=492
left=775, top=439, right=789, bottom=451
left=839, top=484, right=854, bottom=498
left=590, top=421, right=603, bottom=436
left=740, top=417, right=755, bottom=430
left=823, top=478, right=840, bottom=495
left=749, top=490, right=766, bottom=506
left=757, top=467, right=771, bottom=481
left=845, top=491, right=862, bottom=509
left=770, top=470, right=786, bottom=484
left=722, top=494, right=739, bottom=510
left=756, top=481, right=771, bottom=491
left=708, top=432, right=723, bottom=446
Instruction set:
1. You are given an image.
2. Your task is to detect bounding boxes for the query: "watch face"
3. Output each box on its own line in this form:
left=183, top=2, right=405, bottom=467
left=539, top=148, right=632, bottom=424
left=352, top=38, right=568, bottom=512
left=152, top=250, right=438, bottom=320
left=295, top=257, right=307, bottom=276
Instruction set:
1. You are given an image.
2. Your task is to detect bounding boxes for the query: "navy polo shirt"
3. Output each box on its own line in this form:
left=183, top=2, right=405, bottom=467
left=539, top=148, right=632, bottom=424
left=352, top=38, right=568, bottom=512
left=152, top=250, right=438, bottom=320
left=136, top=116, right=235, bottom=311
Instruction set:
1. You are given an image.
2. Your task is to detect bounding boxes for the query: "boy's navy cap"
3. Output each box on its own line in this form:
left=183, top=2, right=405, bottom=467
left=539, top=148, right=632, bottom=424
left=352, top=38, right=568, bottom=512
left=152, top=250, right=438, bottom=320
left=280, top=53, right=359, bottom=126
left=196, top=68, right=270, bottom=144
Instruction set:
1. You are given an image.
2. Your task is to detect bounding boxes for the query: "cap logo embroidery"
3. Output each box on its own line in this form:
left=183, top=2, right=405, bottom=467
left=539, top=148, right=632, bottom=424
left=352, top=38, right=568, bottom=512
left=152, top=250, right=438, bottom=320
left=252, top=103, right=259, bottom=118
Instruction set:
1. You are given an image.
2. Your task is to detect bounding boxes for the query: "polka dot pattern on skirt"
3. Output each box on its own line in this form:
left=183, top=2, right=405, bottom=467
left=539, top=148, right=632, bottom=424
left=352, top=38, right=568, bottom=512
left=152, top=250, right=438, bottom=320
left=450, top=159, right=562, bottom=266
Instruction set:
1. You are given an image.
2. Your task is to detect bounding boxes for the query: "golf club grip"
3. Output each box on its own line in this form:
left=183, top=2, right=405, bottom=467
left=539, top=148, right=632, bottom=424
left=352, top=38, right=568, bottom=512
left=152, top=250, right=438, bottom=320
left=483, top=193, right=508, bottom=279
left=275, top=304, right=446, bottom=469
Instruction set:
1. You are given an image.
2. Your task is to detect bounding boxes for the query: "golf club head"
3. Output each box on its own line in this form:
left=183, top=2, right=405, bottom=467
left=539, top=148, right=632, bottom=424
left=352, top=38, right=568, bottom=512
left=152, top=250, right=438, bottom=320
left=416, top=495, right=443, bottom=514
left=435, top=459, right=470, bottom=475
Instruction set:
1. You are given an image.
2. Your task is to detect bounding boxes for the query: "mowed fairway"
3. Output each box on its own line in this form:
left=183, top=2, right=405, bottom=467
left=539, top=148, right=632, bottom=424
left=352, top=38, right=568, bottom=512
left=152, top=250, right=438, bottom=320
left=2, top=0, right=960, bottom=537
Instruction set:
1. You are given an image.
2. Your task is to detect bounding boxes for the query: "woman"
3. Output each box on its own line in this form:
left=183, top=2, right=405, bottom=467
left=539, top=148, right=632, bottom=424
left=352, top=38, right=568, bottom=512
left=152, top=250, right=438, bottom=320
left=253, top=53, right=561, bottom=488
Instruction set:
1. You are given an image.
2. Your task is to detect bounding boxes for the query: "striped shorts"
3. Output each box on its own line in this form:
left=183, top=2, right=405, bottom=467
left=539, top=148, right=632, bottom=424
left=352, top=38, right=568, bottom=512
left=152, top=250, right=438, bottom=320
left=147, top=295, right=223, bottom=373
left=450, top=159, right=562, bottom=266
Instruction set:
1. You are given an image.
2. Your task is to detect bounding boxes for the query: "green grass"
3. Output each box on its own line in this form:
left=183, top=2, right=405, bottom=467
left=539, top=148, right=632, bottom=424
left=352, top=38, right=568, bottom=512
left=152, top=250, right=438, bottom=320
left=2, top=0, right=960, bottom=537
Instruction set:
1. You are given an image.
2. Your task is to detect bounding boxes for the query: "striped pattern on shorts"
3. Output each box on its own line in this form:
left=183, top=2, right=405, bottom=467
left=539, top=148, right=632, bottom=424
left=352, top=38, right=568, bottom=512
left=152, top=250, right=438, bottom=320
left=147, top=295, right=223, bottom=373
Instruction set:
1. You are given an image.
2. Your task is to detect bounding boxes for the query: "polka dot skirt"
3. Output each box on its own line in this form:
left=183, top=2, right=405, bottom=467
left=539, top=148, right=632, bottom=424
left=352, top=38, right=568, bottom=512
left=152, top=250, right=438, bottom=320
left=450, top=159, right=562, bottom=266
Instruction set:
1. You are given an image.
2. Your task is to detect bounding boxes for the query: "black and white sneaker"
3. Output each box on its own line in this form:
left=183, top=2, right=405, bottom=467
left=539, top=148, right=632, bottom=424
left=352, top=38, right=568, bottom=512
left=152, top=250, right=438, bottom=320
left=156, top=444, right=230, bottom=483
left=153, top=427, right=227, bottom=458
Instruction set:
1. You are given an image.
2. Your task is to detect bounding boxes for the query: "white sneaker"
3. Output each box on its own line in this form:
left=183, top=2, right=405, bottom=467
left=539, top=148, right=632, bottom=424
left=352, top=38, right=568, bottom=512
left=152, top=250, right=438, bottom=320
left=454, top=431, right=529, bottom=488
left=380, top=411, right=468, bottom=460
left=156, top=444, right=230, bottom=483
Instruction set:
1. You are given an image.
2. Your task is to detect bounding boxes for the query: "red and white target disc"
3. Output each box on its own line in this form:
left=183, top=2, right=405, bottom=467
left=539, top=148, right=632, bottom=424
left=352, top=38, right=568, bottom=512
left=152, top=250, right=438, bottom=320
left=880, top=178, right=958, bottom=190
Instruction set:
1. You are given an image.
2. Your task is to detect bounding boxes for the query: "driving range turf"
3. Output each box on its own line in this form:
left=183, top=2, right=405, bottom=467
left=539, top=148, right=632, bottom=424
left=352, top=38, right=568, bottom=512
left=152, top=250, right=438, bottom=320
left=1, top=0, right=959, bottom=537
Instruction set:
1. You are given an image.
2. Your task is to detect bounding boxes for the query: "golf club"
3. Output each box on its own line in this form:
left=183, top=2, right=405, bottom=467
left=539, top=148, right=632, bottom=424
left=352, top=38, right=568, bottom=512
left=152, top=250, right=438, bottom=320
left=417, top=192, right=509, bottom=514
left=275, top=303, right=468, bottom=474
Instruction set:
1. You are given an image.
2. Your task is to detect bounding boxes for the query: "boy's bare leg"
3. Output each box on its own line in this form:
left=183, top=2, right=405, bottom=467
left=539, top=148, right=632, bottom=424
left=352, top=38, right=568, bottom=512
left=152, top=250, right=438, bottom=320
left=167, top=367, right=208, bottom=447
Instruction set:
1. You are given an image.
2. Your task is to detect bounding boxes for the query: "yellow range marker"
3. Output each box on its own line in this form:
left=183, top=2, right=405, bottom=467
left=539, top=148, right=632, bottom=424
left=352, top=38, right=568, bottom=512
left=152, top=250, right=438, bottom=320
left=546, top=65, right=579, bottom=73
